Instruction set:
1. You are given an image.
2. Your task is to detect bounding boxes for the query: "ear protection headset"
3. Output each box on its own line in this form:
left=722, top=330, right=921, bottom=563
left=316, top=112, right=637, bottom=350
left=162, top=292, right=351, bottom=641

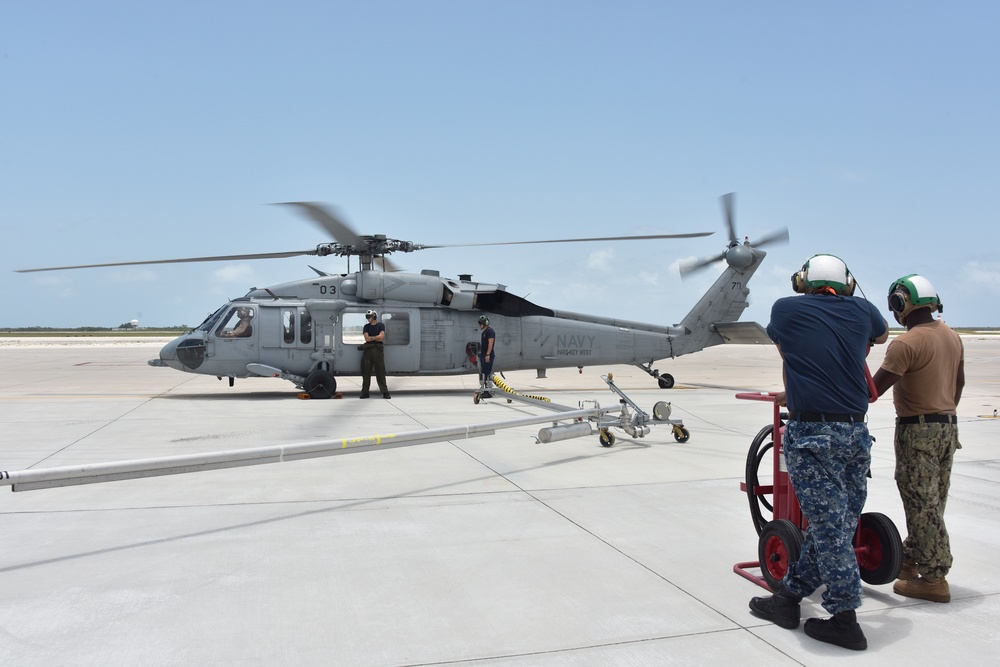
left=887, top=274, right=942, bottom=322
left=791, top=254, right=856, bottom=296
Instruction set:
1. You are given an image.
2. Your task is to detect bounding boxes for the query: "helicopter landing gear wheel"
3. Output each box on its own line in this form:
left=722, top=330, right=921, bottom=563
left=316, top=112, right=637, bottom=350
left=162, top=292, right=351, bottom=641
left=673, top=426, right=691, bottom=443
left=598, top=428, right=615, bottom=447
left=758, top=519, right=803, bottom=591
left=303, top=370, right=337, bottom=399
left=857, top=512, right=903, bottom=585
left=657, top=374, right=675, bottom=389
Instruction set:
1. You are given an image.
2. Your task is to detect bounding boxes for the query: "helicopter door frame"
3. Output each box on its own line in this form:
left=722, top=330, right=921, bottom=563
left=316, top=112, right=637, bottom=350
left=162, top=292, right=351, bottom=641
left=337, top=308, right=420, bottom=374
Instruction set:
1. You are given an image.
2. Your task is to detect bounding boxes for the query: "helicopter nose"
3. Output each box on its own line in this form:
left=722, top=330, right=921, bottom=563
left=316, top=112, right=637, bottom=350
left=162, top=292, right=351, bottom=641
left=149, top=337, right=180, bottom=368
left=149, top=335, right=206, bottom=371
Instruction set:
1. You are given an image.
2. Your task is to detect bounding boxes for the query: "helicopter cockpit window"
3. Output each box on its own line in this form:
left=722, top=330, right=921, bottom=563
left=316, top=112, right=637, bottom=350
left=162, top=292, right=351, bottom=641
left=198, top=305, right=228, bottom=333
left=217, top=306, right=255, bottom=338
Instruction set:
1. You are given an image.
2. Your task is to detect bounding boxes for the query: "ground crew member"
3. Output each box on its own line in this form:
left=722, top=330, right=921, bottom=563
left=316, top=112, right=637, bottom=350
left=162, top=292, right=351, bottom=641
left=478, top=315, right=496, bottom=398
left=873, top=274, right=964, bottom=603
left=360, top=310, right=390, bottom=399
left=749, top=254, right=888, bottom=651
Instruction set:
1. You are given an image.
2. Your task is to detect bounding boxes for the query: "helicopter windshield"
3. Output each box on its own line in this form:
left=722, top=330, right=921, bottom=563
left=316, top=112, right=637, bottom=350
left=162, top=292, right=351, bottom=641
left=197, top=305, right=228, bottom=333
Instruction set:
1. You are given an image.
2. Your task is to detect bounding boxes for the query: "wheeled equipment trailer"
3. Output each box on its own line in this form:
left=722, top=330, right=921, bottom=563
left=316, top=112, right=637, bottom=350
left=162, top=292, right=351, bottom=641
left=733, top=391, right=903, bottom=591
left=481, top=372, right=691, bottom=447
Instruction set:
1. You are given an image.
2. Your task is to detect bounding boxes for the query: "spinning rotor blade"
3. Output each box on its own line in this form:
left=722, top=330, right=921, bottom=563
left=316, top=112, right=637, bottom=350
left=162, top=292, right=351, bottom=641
left=748, top=227, right=789, bottom=249
left=275, top=202, right=365, bottom=249
left=721, top=192, right=738, bottom=246
left=679, top=192, right=789, bottom=278
left=16, top=250, right=322, bottom=273
left=678, top=252, right=727, bottom=278
left=418, top=231, right=713, bottom=251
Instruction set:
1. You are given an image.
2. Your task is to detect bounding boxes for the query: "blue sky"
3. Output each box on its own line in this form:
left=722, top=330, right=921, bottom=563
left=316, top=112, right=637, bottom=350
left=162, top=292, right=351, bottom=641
left=2, top=1, right=997, bottom=329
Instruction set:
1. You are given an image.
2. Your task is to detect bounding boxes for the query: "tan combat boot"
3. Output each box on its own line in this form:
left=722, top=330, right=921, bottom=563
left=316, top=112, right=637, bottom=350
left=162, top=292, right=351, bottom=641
left=897, top=561, right=918, bottom=581
left=893, top=575, right=950, bottom=603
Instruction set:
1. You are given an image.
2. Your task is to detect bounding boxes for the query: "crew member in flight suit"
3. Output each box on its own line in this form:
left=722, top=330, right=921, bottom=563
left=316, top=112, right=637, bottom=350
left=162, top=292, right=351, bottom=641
left=360, top=310, right=390, bottom=399
left=478, top=315, right=496, bottom=398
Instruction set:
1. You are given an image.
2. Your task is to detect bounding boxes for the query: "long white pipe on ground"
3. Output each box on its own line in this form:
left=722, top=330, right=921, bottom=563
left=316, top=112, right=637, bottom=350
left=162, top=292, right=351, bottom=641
left=0, top=406, right=618, bottom=492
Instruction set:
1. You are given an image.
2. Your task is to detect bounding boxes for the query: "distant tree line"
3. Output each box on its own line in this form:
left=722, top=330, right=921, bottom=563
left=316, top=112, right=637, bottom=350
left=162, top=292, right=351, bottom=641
left=1, top=326, right=192, bottom=333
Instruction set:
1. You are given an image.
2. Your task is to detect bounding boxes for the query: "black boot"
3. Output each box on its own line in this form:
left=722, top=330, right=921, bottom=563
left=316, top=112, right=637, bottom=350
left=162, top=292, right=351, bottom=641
left=749, top=587, right=801, bottom=629
left=804, top=610, right=867, bottom=651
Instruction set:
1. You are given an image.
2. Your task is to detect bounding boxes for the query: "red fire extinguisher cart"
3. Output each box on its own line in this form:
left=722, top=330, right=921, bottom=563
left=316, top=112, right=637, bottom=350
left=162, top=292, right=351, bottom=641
left=733, top=391, right=903, bottom=591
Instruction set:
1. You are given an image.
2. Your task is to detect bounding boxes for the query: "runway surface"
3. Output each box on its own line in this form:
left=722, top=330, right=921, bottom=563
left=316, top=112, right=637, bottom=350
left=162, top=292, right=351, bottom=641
left=1, top=335, right=998, bottom=665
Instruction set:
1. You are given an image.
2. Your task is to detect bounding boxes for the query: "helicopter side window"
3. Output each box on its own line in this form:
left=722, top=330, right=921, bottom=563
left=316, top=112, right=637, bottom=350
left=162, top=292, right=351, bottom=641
left=300, top=311, right=313, bottom=345
left=282, top=309, right=295, bottom=344
left=217, top=307, right=255, bottom=338
left=382, top=312, right=410, bottom=345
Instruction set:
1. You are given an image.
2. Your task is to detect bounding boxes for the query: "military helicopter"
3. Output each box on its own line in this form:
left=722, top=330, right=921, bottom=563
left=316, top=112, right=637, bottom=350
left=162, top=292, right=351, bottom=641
left=17, top=194, right=787, bottom=398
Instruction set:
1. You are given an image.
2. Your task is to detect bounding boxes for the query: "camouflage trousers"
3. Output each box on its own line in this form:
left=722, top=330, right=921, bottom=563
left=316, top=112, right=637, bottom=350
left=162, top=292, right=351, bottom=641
left=783, top=419, right=871, bottom=614
left=895, top=422, right=961, bottom=579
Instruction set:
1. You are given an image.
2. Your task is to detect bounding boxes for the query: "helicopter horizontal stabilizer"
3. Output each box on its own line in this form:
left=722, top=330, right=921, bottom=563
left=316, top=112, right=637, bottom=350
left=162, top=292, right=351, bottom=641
left=711, top=321, right=772, bottom=345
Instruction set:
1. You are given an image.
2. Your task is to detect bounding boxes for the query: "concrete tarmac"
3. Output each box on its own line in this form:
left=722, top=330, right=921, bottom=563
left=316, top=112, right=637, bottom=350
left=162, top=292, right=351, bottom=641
left=1, top=335, right=998, bottom=665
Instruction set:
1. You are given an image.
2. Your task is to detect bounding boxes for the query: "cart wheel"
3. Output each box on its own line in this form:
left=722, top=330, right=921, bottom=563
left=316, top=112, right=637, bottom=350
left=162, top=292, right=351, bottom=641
left=598, top=428, right=615, bottom=447
left=758, top=519, right=802, bottom=591
left=473, top=392, right=481, bottom=404
left=673, top=426, right=691, bottom=443
left=856, top=512, right=903, bottom=585
left=745, top=423, right=776, bottom=536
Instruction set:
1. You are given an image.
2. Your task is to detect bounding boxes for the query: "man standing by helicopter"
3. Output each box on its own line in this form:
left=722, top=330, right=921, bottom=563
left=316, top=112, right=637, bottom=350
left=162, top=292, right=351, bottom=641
left=478, top=315, right=496, bottom=399
left=360, top=310, right=390, bottom=399
left=749, top=254, right=888, bottom=651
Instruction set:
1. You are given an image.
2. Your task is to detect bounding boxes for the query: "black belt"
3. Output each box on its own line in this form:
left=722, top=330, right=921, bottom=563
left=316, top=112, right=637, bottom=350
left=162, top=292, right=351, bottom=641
left=898, top=414, right=957, bottom=425
left=788, top=411, right=866, bottom=423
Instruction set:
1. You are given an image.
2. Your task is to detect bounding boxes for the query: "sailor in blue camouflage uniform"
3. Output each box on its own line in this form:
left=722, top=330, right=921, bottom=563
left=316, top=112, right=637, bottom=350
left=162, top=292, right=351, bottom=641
left=749, top=254, right=888, bottom=651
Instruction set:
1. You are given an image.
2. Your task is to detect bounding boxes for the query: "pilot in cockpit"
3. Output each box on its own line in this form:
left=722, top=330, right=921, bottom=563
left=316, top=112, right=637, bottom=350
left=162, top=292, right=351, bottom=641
left=220, top=307, right=253, bottom=338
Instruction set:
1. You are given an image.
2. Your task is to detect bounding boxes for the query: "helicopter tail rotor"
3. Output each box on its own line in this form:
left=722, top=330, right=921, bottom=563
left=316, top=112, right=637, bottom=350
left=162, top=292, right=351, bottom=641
left=679, top=193, right=788, bottom=278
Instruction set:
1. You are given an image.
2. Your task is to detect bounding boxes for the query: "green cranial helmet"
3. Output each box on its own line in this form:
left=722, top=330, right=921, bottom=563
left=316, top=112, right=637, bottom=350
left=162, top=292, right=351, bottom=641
left=478, top=315, right=490, bottom=326
left=887, top=274, right=942, bottom=321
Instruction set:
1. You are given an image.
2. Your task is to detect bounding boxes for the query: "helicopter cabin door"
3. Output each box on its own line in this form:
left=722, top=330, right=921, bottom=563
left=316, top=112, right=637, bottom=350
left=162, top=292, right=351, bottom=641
left=338, top=309, right=420, bottom=374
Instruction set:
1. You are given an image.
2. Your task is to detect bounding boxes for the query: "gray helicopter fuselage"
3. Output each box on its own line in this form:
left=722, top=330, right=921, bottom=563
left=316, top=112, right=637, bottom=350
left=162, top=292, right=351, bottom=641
left=150, top=250, right=768, bottom=390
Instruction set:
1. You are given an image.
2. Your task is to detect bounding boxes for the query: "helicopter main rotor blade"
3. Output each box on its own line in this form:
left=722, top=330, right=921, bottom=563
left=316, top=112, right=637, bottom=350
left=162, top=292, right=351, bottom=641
left=275, top=202, right=365, bottom=248
left=417, top=231, right=713, bottom=251
left=15, top=250, right=321, bottom=273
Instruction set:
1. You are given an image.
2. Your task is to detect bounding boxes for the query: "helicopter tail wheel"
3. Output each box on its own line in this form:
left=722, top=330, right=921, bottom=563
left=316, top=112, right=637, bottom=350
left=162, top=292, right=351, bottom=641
left=598, top=428, right=615, bottom=447
left=745, top=423, right=776, bottom=536
left=758, top=519, right=803, bottom=591
left=672, top=425, right=691, bottom=443
left=303, top=370, right=337, bottom=399
left=856, top=512, right=904, bottom=585
left=657, top=374, right=675, bottom=389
